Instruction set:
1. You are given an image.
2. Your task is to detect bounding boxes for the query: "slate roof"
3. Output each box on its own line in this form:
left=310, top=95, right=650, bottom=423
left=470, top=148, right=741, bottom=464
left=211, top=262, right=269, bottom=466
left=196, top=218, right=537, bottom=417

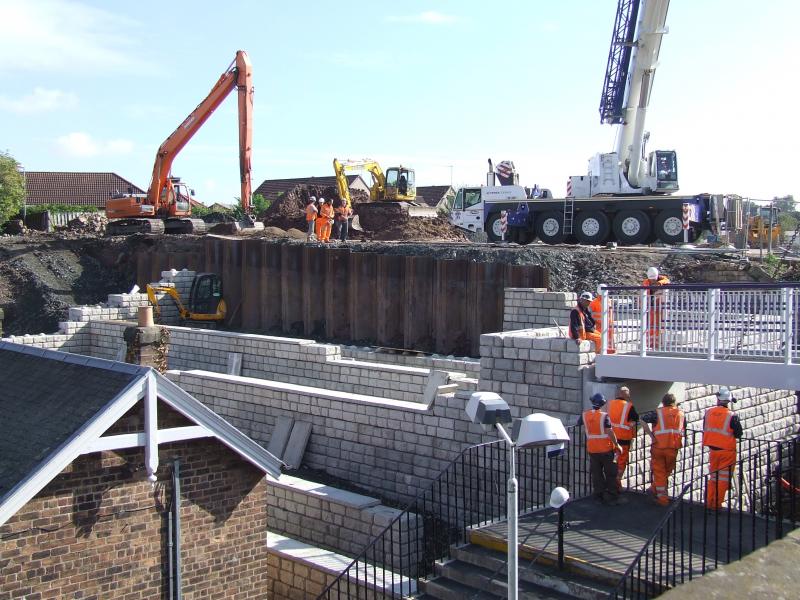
left=0, top=347, right=144, bottom=499
left=416, top=185, right=454, bottom=208
left=24, top=172, right=145, bottom=207
left=254, top=175, right=363, bottom=200
left=0, top=342, right=282, bottom=526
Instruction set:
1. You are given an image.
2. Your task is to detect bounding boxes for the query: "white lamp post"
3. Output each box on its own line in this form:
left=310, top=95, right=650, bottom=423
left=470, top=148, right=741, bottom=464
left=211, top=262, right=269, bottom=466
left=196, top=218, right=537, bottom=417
left=466, top=392, right=570, bottom=600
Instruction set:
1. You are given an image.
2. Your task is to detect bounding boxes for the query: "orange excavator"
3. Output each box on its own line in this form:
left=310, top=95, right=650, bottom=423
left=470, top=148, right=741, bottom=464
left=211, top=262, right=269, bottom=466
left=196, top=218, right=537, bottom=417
left=106, top=50, right=255, bottom=235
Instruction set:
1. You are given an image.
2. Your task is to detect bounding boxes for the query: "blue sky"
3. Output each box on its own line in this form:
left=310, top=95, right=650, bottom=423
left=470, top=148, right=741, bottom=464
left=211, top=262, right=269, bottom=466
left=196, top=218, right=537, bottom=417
left=1, top=0, right=798, bottom=205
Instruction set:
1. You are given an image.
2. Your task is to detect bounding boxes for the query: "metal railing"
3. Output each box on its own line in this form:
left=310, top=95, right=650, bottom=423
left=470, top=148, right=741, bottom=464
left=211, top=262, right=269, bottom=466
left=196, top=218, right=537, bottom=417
left=599, top=282, right=800, bottom=363
left=612, top=435, right=800, bottom=599
left=317, top=425, right=592, bottom=599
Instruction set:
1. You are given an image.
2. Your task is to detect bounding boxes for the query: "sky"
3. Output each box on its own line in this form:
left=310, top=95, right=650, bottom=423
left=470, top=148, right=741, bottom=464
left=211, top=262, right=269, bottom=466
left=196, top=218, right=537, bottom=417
left=1, top=0, right=798, bottom=206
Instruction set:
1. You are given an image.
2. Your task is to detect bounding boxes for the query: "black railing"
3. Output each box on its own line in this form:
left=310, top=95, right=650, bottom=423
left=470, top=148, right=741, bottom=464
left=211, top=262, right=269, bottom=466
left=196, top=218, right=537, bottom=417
left=612, top=435, right=799, bottom=599
left=317, top=425, right=592, bottom=599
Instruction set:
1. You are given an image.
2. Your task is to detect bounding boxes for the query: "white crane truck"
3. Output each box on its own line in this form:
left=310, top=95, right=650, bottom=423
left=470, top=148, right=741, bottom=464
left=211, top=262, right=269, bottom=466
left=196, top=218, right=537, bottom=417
left=449, top=0, right=736, bottom=245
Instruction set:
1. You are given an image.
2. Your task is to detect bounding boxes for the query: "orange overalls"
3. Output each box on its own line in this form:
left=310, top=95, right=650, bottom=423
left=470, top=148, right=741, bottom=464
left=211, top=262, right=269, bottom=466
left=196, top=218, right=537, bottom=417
left=703, top=406, right=737, bottom=510
left=316, top=203, right=334, bottom=241
left=651, top=406, right=684, bottom=506
left=305, top=203, right=318, bottom=239
left=643, top=276, right=670, bottom=349
left=589, top=296, right=615, bottom=352
left=570, top=307, right=602, bottom=352
left=608, top=399, right=635, bottom=490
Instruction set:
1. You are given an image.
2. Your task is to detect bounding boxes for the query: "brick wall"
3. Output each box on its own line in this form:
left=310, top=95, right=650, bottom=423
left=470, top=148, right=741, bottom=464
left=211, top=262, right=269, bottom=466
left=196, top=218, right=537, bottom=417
left=0, top=412, right=270, bottom=598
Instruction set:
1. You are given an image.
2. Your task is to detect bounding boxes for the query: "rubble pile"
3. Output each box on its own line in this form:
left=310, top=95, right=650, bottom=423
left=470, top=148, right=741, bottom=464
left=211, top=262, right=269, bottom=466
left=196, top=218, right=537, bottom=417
left=65, top=213, right=108, bottom=234
left=262, top=184, right=369, bottom=231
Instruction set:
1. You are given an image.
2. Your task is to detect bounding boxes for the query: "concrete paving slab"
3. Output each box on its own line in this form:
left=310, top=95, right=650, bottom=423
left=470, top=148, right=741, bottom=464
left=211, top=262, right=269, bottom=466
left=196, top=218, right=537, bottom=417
left=282, top=420, right=312, bottom=469
left=266, top=415, right=294, bottom=460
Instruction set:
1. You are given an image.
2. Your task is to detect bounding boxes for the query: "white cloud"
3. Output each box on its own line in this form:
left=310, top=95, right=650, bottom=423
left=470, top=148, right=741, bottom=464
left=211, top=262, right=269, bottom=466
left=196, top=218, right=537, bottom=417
left=0, top=0, right=149, bottom=72
left=385, top=11, right=458, bottom=25
left=55, top=132, right=134, bottom=157
left=0, top=87, right=78, bottom=114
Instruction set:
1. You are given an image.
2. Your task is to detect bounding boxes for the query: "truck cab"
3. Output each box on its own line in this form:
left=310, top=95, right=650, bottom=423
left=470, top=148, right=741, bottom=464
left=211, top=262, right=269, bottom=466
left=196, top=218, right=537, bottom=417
left=448, top=185, right=529, bottom=240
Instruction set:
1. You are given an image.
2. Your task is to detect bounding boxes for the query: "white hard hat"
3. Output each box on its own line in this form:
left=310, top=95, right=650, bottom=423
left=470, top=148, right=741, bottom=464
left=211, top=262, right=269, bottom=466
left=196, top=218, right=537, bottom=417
left=647, top=267, right=659, bottom=280
left=579, top=291, right=593, bottom=301
left=310, top=196, right=316, bottom=202
left=716, top=387, right=732, bottom=403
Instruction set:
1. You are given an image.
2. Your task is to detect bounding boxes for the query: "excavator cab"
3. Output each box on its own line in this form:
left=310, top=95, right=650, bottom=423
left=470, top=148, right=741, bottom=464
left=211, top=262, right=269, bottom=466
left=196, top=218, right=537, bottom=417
left=189, top=273, right=224, bottom=316
left=385, top=167, right=416, bottom=202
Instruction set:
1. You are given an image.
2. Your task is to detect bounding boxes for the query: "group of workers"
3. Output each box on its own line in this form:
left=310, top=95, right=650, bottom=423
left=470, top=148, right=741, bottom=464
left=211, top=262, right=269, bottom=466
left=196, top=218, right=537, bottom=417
left=570, top=266, right=671, bottom=352
left=305, top=195, right=353, bottom=242
left=582, top=385, right=742, bottom=509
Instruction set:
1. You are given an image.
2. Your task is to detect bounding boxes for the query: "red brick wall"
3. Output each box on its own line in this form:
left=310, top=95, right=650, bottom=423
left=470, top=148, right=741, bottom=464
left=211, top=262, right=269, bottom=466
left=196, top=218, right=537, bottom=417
left=0, top=418, right=269, bottom=598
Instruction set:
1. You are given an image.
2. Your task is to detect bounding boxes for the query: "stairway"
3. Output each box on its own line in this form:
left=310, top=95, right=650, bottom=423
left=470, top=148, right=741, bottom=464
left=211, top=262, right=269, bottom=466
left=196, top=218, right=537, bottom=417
left=417, top=543, right=614, bottom=600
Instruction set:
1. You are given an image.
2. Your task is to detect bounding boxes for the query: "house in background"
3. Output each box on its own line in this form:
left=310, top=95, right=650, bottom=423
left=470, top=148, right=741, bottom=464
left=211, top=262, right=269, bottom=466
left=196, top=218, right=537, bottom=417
left=0, top=342, right=282, bottom=598
left=24, top=172, right=145, bottom=208
left=254, top=174, right=370, bottom=203
left=416, top=185, right=455, bottom=212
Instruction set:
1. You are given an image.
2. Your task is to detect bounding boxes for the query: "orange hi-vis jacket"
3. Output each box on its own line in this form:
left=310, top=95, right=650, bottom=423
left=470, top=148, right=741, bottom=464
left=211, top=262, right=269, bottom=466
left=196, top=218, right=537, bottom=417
left=305, top=204, right=318, bottom=222
left=320, top=203, right=334, bottom=222
left=608, top=399, right=634, bottom=441
left=582, top=409, right=614, bottom=453
left=703, top=406, right=736, bottom=450
left=643, top=276, right=670, bottom=302
left=653, top=406, right=685, bottom=449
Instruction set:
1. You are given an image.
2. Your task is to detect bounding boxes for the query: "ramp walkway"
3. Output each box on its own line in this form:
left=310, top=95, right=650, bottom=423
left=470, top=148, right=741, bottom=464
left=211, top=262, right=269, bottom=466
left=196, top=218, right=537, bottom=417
left=594, top=282, right=800, bottom=388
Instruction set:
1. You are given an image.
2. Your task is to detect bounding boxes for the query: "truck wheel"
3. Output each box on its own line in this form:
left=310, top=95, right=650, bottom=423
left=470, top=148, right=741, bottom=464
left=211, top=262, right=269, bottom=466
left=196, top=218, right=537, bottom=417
left=575, top=211, right=610, bottom=245
left=535, top=211, right=566, bottom=244
left=612, top=210, right=651, bottom=245
left=655, top=209, right=685, bottom=244
left=486, top=212, right=504, bottom=242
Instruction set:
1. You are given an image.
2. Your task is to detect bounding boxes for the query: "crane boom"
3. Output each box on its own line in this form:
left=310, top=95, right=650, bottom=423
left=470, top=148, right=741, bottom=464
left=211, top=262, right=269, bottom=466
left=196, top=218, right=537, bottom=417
left=147, top=50, right=253, bottom=212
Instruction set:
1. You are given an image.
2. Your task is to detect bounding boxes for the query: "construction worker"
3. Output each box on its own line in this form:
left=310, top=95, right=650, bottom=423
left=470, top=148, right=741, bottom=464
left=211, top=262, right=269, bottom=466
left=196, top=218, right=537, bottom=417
left=703, top=387, right=743, bottom=510
left=305, top=196, right=318, bottom=241
left=569, top=292, right=602, bottom=352
left=581, top=393, right=625, bottom=505
left=314, top=198, right=327, bottom=241
left=319, top=197, right=334, bottom=242
left=334, top=198, right=352, bottom=242
left=608, top=386, right=638, bottom=491
left=642, top=393, right=685, bottom=506
left=643, top=267, right=670, bottom=349
left=589, top=292, right=615, bottom=353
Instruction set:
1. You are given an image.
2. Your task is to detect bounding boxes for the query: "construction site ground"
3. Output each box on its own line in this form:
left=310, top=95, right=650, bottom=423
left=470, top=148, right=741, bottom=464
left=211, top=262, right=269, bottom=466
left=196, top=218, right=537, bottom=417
left=0, top=228, right=790, bottom=338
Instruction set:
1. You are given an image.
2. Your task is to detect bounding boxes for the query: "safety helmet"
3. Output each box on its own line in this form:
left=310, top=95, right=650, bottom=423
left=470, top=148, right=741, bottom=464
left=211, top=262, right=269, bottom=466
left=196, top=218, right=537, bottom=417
left=647, top=267, right=659, bottom=280
left=590, top=392, right=606, bottom=408
left=716, top=387, right=733, bottom=403
left=310, top=196, right=316, bottom=202
left=579, top=291, right=593, bottom=301
left=319, top=198, right=325, bottom=203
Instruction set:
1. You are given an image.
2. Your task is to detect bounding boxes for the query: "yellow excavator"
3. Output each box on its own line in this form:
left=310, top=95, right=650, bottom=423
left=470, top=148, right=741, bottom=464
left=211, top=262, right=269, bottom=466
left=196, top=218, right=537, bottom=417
left=146, top=273, right=226, bottom=323
left=748, top=205, right=781, bottom=248
left=333, top=158, right=437, bottom=230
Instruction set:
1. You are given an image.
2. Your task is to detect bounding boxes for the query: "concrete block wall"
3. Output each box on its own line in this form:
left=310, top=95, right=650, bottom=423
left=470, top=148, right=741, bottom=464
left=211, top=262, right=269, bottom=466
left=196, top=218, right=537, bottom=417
left=341, top=346, right=480, bottom=378
left=503, top=289, right=575, bottom=331
left=167, top=370, right=490, bottom=502
left=149, top=268, right=196, bottom=325
left=267, top=474, right=418, bottom=570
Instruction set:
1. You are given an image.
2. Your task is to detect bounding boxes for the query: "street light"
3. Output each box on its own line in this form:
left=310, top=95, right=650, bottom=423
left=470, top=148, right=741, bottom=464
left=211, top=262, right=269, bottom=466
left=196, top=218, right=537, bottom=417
left=466, top=392, right=570, bottom=600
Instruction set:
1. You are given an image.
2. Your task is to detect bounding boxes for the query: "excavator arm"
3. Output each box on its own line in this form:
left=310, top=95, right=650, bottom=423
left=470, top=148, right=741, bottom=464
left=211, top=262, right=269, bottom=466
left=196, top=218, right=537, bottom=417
left=147, top=50, right=254, bottom=214
left=332, top=158, right=352, bottom=209
left=337, top=159, right=387, bottom=202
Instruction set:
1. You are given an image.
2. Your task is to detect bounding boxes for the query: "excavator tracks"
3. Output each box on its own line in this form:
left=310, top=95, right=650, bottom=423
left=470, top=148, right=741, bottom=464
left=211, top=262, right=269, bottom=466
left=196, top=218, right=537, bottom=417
left=107, top=218, right=166, bottom=236
left=355, top=202, right=438, bottom=231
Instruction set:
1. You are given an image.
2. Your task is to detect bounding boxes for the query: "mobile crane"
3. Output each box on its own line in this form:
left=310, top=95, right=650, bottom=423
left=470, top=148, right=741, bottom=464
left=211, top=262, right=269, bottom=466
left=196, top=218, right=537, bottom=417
left=332, top=158, right=436, bottom=231
left=106, top=50, right=255, bottom=235
left=448, top=0, right=738, bottom=246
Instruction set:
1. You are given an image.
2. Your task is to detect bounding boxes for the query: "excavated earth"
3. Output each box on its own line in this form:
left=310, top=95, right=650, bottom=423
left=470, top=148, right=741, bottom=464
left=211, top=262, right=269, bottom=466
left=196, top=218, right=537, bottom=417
left=0, top=223, right=780, bottom=338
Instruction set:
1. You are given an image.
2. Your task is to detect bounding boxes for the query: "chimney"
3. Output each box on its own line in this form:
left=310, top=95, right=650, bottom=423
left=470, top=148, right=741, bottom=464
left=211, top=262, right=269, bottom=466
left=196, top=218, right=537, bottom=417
left=123, top=307, right=169, bottom=371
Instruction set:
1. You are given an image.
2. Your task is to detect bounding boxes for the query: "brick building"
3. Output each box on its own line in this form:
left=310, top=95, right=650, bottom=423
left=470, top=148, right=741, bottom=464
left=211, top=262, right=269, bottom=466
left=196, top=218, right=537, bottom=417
left=0, top=342, right=282, bottom=598
left=24, top=171, right=146, bottom=208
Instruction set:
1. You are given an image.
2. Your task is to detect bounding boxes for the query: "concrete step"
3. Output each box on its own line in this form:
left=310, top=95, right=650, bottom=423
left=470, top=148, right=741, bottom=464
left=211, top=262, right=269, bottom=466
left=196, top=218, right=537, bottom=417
left=454, top=376, right=479, bottom=391
left=452, top=544, right=614, bottom=600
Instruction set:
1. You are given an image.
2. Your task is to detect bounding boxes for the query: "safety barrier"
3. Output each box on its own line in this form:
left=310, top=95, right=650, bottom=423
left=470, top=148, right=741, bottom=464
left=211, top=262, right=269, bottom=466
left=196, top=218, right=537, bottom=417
left=612, top=434, right=799, bottom=598
left=598, top=282, right=800, bottom=362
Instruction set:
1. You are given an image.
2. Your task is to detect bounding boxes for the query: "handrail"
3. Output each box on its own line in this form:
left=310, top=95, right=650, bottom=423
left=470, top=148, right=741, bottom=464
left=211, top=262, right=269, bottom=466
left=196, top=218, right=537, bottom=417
left=600, top=282, right=800, bottom=292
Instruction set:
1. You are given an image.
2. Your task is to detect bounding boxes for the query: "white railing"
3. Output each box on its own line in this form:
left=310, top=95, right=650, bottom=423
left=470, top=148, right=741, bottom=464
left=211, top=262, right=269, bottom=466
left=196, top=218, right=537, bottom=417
left=599, top=283, right=800, bottom=364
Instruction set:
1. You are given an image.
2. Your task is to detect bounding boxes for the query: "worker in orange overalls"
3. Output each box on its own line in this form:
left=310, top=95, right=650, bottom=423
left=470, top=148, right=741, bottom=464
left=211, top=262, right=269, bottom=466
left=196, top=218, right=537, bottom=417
left=608, top=386, right=638, bottom=491
left=319, top=198, right=334, bottom=242
left=589, top=292, right=615, bottom=353
left=643, top=267, right=670, bottom=349
left=569, top=292, right=602, bottom=352
left=581, top=393, right=625, bottom=505
left=642, top=393, right=685, bottom=506
left=305, top=196, right=318, bottom=241
left=703, top=387, right=742, bottom=510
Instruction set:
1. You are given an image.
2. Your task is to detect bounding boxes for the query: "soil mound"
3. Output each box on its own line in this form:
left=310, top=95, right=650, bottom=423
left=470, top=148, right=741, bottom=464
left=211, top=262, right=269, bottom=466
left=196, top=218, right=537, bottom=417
left=364, top=216, right=469, bottom=242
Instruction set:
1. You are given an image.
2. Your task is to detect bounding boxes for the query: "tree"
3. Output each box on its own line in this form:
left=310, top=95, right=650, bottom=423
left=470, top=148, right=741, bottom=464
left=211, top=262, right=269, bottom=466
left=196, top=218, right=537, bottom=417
left=233, top=193, right=270, bottom=219
left=772, top=195, right=796, bottom=213
left=0, top=151, right=25, bottom=226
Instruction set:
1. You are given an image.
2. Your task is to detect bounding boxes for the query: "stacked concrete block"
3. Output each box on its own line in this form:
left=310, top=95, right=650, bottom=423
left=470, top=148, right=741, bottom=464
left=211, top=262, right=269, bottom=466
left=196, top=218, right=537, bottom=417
left=503, top=289, right=576, bottom=332
left=267, top=474, right=419, bottom=574
left=148, top=269, right=196, bottom=325
left=341, top=346, right=481, bottom=378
